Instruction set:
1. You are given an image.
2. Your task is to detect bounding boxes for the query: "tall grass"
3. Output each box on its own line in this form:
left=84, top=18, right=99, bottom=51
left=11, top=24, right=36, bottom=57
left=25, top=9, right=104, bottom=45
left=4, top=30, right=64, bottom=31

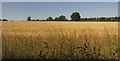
left=2, top=21, right=118, bottom=59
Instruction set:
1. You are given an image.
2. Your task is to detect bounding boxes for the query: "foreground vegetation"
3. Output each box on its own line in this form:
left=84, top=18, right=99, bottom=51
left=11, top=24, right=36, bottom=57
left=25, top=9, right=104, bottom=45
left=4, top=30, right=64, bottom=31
left=2, top=21, right=118, bottom=59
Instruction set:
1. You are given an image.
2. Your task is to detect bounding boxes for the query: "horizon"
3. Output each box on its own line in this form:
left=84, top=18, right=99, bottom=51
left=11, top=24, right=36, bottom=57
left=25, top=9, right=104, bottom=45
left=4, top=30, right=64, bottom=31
left=2, top=2, right=118, bottom=21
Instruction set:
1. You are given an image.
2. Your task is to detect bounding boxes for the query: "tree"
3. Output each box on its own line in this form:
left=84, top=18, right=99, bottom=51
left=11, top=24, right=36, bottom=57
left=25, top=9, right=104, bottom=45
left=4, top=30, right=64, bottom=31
left=36, top=19, right=39, bottom=21
left=99, top=17, right=106, bottom=21
left=55, top=17, right=59, bottom=21
left=2, top=19, right=8, bottom=21
left=71, top=12, right=81, bottom=21
left=58, top=15, right=66, bottom=21
left=32, top=19, right=35, bottom=21
left=47, top=17, right=53, bottom=21
left=27, top=16, right=31, bottom=21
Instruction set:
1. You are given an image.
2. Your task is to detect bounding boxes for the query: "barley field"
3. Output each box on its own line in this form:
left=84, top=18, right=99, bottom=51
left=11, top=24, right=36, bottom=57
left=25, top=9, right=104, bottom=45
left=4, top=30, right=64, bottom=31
left=2, top=21, right=118, bottom=59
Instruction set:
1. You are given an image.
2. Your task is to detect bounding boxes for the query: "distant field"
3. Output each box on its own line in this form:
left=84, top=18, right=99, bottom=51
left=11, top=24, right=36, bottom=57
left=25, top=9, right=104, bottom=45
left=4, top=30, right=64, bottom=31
left=2, top=21, right=118, bottom=59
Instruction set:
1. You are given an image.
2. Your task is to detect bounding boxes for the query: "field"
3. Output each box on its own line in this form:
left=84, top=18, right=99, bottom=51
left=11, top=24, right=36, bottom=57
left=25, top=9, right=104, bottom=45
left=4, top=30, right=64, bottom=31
left=2, top=21, right=118, bottom=59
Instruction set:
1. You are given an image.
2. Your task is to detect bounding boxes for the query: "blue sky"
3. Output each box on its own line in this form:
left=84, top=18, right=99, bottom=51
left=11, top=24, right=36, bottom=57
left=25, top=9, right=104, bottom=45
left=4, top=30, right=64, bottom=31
left=0, top=2, right=1, bottom=19
left=2, top=2, right=118, bottom=20
left=2, top=0, right=120, bottom=2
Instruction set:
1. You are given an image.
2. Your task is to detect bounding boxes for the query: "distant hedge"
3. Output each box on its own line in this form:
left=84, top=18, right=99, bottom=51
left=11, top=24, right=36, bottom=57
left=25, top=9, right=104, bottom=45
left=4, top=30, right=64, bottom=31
left=27, top=12, right=120, bottom=22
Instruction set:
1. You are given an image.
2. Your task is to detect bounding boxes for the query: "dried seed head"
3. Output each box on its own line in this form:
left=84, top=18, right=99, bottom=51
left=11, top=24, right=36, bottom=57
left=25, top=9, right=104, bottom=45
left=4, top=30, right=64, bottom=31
left=93, top=47, right=95, bottom=51
left=84, top=44, right=87, bottom=48
left=98, top=53, right=100, bottom=56
left=87, top=43, right=89, bottom=46
left=113, top=53, right=115, bottom=55
left=90, top=49, right=92, bottom=52
left=98, top=46, right=101, bottom=51
left=116, top=49, right=118, bottom=53
left=93, top=53, right=96, bottom=54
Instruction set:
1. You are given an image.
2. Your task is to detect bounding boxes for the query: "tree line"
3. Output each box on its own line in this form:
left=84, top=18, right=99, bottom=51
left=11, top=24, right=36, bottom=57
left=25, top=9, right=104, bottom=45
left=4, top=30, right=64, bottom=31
left=27, top=12, right=81, bottom=21
left=27, top=12, right=120, bottom=21
left=0, top=12, right=120, bottom=21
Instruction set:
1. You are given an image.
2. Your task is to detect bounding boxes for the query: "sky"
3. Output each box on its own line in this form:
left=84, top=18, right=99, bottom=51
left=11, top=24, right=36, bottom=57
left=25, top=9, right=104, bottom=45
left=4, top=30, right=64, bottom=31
left=1, top=0, right=120, bottom=2
left=0, top=1, right=1, bottom=19
left=2, top=2, right=118, bottom=21
left=118, top=2, right=120, bottom=17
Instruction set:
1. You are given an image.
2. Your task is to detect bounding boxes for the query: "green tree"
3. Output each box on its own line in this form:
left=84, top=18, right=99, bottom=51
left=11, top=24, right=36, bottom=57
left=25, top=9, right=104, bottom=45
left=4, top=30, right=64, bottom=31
left=47, top=17, right=53, bottom=21
left=71, top=12, right=81, bottom=21
left=58, top=15, right=66, bottom=21
left=27, top=16, right=31, bottom=21
left=55, top=17, right=59, bottom=21
left=99, top=17, right=106, bottom=21
left=2, top=19, right=8, bottom=21
left=36, top=19, right=39, bottom=21
left=32, top=19, right=35, bottom=21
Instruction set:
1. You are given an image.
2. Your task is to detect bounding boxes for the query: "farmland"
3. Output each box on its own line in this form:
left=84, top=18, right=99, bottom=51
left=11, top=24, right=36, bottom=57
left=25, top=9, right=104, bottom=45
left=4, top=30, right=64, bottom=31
left=2, top=21, right=118, bottom=59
